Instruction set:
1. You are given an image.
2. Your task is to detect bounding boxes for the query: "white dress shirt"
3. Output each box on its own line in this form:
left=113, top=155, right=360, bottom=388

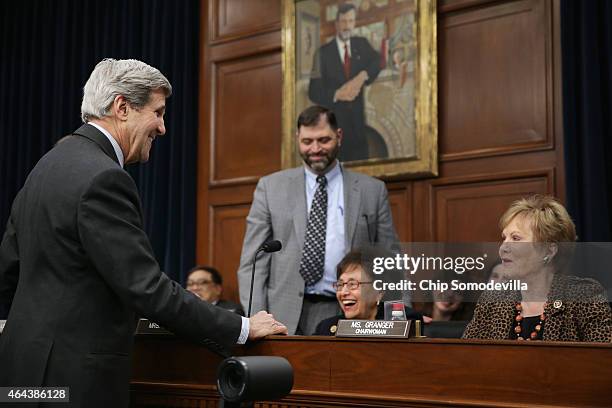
left=88, top=122, right=125, bottom=168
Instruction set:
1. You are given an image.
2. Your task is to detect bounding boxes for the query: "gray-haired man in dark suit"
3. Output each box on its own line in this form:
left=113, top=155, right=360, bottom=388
left=0, top=58, right=286, bottom=407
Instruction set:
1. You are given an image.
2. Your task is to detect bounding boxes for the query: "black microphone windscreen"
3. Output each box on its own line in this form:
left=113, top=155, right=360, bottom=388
left=261, top=240, right=282, bottom=253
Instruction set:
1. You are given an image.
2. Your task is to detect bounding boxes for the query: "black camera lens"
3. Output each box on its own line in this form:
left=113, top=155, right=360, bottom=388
left=217, top=357, right=293, bottom=403
left=218, top=359, right=247, bottom=401
left=226, top=368, right=244, bottom=390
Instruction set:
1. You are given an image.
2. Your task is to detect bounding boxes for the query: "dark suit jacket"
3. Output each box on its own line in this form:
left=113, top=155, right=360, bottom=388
left=308, top=37, right=381, bottom=161
left=0, top=124, right=242, bottom=407
left=216, top=299, right=245, bottom=316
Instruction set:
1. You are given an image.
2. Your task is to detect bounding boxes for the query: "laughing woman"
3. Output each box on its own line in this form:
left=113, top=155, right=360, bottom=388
left=463, top=195, right=612, bottom=342
left=314, top=251, right=422, bottom=335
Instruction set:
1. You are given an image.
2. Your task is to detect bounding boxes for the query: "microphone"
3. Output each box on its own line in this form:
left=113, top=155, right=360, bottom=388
left=248, top=240, right=282, bottom=317
left=260, top=240, right=282, bottom=253
left=219, top=239, right=292, bottom=406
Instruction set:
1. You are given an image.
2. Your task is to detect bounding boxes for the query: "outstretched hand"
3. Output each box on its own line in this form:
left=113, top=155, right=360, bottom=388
left=248, top=310, right=288, bottom=339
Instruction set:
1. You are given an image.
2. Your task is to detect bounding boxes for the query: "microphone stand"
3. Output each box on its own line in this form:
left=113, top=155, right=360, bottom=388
left=247, top=248, right=265, bottom=318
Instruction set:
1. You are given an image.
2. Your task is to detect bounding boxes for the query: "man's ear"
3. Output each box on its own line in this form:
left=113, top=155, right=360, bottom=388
left=336, top=128, right=343, bottom=145
left=113, top=95, right=129, bottom=121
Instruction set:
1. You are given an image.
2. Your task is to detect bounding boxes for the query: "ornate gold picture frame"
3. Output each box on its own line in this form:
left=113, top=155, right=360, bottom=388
left=282, top=0, right=437, bottom=179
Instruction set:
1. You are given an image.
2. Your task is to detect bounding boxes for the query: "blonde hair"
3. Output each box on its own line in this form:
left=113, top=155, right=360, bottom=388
left=500, top=195, right=577, bottom=243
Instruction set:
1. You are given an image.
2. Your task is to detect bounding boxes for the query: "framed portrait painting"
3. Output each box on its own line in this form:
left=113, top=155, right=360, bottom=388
left=282, top=0, right=437, bottom=179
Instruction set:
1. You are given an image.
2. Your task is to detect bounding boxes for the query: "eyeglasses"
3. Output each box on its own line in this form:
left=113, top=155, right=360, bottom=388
left=187, top=279, right=214, bottom=288
left=332, top=279, right=373, bottom=292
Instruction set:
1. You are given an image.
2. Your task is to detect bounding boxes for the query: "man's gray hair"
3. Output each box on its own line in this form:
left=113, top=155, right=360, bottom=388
left=81, top=58, right=172, bottom=123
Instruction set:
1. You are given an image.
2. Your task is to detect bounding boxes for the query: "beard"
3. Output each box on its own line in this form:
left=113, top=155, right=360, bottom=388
left=301, top=145, right=339, bottom=173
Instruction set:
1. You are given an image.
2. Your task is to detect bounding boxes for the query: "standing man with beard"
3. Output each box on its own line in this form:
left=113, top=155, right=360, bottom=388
left=237, top=105, right=398, bottom=335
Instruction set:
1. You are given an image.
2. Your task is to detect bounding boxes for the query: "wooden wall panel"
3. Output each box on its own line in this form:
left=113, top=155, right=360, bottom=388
left=431, top=172, right=552, bottom=241
left=198, top=0, right=564, bottom=295
left=212, top=52, right=282, bottom=185
left=211, top=0, right=281, bottom=43
left=440, top=0, right=551, bottom=160
left=388, top=186, right=412, bottom=242
left=210, top=204, right=251, bottom=302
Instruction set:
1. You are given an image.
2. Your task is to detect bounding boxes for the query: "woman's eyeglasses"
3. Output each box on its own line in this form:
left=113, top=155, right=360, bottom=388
left=332, top=279, right=373, bottom=291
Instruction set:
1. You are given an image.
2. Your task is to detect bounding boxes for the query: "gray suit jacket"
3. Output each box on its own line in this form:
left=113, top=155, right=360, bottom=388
left=237, top=165, right=398, bottom=334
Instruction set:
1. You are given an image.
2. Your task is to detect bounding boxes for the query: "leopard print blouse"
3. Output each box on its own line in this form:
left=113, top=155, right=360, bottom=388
left=463, top=274, right=612, bottom=342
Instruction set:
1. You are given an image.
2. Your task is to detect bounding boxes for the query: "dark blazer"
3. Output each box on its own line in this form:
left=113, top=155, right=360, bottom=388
left=308, top=37, right=381, bottom=162
left=0, top=124, right=242, bottom=407
left=462, top=274, right=612, bottom=342
left=314, top=305, right=422, bottom=336
left=216, top=299, right=245, bottom=316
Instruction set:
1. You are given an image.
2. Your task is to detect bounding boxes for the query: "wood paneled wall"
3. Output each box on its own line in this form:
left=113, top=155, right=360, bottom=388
left=197, top=0, right=564, bottom=303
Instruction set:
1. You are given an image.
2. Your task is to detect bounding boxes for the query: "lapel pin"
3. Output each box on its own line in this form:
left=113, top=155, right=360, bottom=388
left=553, top=300, right=562, bottom=309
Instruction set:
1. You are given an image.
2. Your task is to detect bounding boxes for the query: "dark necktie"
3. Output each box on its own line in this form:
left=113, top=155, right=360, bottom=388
left=299, top=175, right=328, bottom=286
left=343, top=43, right=351, bottom=79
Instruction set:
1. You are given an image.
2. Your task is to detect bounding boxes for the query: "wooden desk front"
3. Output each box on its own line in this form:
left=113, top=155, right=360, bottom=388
left=131, top=336, right=612, bottom=407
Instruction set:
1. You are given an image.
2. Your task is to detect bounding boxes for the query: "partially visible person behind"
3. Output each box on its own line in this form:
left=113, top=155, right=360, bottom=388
left=314, top=251, right=422, bottom=336
left=487, top=260, right=505, bottom=284
left=463, top=195, right=612, bottom=342
left=428, top=288, right=474, bottom=322
left=419, top=270, right=475, bottom=323
left=187, top=265, right=244, bottom=316
left=419, top=287, right=473, bottom=339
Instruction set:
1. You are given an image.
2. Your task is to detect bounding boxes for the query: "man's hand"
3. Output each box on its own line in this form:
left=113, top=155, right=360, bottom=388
left=334, top=70, right=370, bottom=102
left=334, top=81, right=360, bottom=102
left=334, top=85, right=356, bottom=102
left=352, top=70, right=369, bottom=87
left=248, top=310, right=288, bottom=339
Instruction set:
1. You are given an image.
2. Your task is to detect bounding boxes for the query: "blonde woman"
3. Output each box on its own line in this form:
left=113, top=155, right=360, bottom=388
left=463, top=195, right=611, bottom=342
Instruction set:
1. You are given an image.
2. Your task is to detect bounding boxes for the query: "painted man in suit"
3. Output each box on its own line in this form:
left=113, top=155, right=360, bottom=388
left=0, top=58, right=286, bottom=407
left=186, top=265, right=245, bottom=316
left=308, top=2, right=382, bottom=162
left=237, top=105, right=398, bottom=335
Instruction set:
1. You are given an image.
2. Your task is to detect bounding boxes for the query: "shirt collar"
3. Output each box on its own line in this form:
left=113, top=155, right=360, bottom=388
left=88, top=122, right=125, bottom=168
left=304, top=160, right=341, bottom=188
left=336, top=37, right=351, bottom=56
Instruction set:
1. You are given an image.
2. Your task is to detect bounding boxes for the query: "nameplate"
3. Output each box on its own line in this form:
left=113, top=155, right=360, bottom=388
left=0, top=320, right=5, bottom=334
left=336, top=319, right=411, bottom=338
left=135, top=319, right=173, bottom=336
